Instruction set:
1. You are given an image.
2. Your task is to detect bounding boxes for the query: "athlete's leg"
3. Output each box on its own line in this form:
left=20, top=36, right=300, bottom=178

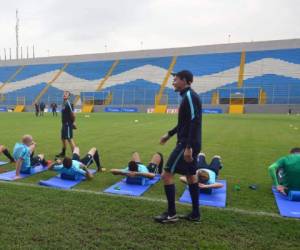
left=209, top=155, right=222, bottom=176
left=147, top=152, right=163, bottom=174
left=62, top=139, right=67, bottom=153
left=87, top=147, right=96, bottom=156
left=0, top=145, right=15, bottom=162
left=68, top=139, right=76, bottom=152
left=87, top=147, right=103, bottom=171
left=197, top=152, right=208, bottom=169
left=73, top=146, right=80, bottom=156
left=131, top=152, right=141, bottom=163
left=162, top=171, right=176, bottom=216
left=186, top=174, right=200, bottom=218
left=37, top=154, right=44, bottom=160
left=179, top=176, right=188, bottom=184
left=149, top=153, right=162, bottom=165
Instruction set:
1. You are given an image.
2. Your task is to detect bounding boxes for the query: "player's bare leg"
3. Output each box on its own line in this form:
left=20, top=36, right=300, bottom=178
left=88, top=147, right=105, bottom=172
left=132, top=152, right=141, bottom=163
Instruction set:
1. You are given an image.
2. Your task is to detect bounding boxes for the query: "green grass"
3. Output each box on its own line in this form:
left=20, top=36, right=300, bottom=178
left=0, top=112, right=300, bottom=249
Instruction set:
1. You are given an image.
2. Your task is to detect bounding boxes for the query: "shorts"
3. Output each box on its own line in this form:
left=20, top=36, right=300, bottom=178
left=20, top=155, right=42, bottom=174
left=61, top=123, right=73, bottom=140
left=147, top=163, right=162, bottom=175
left=164, top=142, right=200, bottom=175
left=30, top=155, right=42, bottom=166
left=72, top=153, right=93, bottom=166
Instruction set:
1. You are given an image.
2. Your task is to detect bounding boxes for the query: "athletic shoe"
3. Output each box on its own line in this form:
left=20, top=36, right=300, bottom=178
left=179, top=213, right=201, bottom=223
left=97, top=167, right=106, bottom=172
left=55, top=152, right=65, bottom=158
left=154, top=212, right=178, bottom=223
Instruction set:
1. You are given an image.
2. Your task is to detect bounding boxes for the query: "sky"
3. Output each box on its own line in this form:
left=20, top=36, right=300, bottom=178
left=0, top=0, right=299, bottom=58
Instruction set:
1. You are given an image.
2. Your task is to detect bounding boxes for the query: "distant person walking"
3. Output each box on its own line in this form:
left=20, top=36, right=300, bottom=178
left=39, top=102, right=46, bottom=116
left=34, top=102, right=40, bottom=117
left=51, top=102, right=58, bottom=116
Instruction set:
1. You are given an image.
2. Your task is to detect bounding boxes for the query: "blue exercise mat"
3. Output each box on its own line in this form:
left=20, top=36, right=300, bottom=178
left=179, top=180, right=227, bottom=208
left=0, top=165, right=47, bottom=181
left=0, top=161, right=8, bottom=166
left=39, top=169, right=96, bottom=189
left=104, top=175, right=160, bottom=196
left=272, top=187, right=300, bottom=218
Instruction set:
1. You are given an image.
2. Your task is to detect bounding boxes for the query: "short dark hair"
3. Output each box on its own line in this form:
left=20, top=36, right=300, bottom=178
left=290, top=148, right=300, bottom=154
left=171, top=70, right=193, bottom=84
left=128, top=161, right=138, bottom=172
left=198, top=170, right=209, bottom=183
left=63, top=157, right=73, bottom=168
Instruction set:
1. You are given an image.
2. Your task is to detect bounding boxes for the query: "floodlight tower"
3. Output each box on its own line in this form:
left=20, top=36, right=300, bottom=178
left=16, top=9, right=20, bottom=59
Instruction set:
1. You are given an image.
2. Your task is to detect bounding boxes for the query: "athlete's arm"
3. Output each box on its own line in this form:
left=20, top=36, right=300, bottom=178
left=186, top=94, right=201, bottom=149
left=85, top=170, right=93, bottom=180
left=29, top=142, right=36, bottom=154
left=268, top=162, right=280, bottom=187
left=15, top=159, right=23, bottom=177
left=66, top=100, right=76, bottom=123
left=268, top=161, right=287, bottom=194
left=168, top=126, right=178, bottom=137
left=130, top=171, right=155, bottom=179
left=160, top=126, right=178, bottom=145
left=48, top=160, right=62, bottom=170
left=110, top=169, right=128, bottom=176
left=199, top=182, right=223, bottom=189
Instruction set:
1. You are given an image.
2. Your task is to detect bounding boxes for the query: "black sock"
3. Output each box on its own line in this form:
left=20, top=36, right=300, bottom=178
left=188, top=183, right=200, bottom=217
left=93, top=150, right=101, bottom=169
left=3, top=149, right=14, bottom=162
left=164, top=184, right=176, bottom=216
left=41, top=158, right=47, bottom=166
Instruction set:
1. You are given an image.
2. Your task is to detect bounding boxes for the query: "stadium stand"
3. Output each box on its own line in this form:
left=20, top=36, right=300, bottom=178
left=0, top=39, right=300, bottom=110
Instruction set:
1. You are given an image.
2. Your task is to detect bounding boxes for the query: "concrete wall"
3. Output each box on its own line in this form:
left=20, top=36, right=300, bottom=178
left=1, top=38, right=300, bottom=67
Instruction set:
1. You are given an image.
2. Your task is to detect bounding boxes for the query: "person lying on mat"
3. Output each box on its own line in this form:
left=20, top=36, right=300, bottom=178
left=110, top=151, right=163, bottom=179
left=180, top=153, right=224, bottom=189
left=13, top=135, right=49, bottom=179
left=70, top=146, right=105, bottom=172
left=0, top=144, right=15, bottom=163
left=49, top=146, right=105, bottom=180
left=268, top=147, right=300, bottom=195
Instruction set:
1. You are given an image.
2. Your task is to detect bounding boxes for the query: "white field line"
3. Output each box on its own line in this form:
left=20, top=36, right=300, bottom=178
left=0, top=180, right=296, bottom=221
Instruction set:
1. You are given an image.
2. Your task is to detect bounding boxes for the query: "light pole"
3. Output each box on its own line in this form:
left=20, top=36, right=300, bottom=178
left=16, top=9, right=20, bottom=59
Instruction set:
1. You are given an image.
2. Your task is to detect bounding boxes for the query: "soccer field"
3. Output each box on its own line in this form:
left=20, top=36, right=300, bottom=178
left=0, top=112, right=300, bottom=249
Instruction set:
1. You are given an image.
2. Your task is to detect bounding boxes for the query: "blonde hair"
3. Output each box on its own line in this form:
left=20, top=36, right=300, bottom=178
left=22, top=134, right=33, bottom=145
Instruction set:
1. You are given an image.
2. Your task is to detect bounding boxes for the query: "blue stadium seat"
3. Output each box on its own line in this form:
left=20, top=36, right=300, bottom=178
left=1, top=47, right=300, bottom=106
left=65, top=60, right=115, bottom=80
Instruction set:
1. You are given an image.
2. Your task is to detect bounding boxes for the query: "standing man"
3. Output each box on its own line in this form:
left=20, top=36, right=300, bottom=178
left=34, top=102, right=40, bottom=117
left=51, top=102, right=58, bottom=116
left=56, top=91, right=76, bottom=158
left=154, top=70, right=202, bottom=223
left=39, top=102, right=45, bottom=116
